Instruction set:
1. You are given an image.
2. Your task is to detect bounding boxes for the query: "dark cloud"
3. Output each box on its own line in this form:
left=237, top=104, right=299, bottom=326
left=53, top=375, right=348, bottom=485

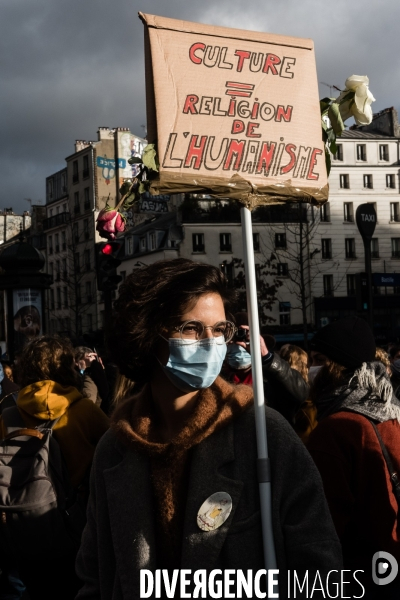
left=1, top=0, right=398, bottom=212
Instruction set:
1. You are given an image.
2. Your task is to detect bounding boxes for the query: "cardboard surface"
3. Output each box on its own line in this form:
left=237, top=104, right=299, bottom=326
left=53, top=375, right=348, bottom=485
left=140, top=13, right=328, bottom=207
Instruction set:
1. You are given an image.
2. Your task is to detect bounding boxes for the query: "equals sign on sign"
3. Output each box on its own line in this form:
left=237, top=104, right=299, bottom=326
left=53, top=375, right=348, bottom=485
left=225, top=81, right=255, bottom=97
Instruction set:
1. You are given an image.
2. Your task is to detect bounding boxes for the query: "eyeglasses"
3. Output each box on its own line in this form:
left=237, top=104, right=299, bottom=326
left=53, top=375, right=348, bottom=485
left=171, top=320, right=237, bottom=343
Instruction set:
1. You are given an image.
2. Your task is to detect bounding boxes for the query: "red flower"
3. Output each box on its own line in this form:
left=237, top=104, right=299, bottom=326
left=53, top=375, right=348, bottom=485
left=96, top=208, right=125, bottom=240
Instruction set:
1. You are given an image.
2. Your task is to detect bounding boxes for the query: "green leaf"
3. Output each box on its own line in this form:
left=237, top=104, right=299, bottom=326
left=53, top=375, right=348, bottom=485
left=329, top=139, right=337, bottom=155
left=142, top=143, right=159, bottom=172
left=119, top=180, right=133, bottom=196
left=328, top=102, right=345, bottom=136
left=320, top=98, right=334, bottom=115
left=338, top=91, right=355, bottom=105
left=324, top=146, right=332, bottom=176
left=128, top=156, right=143, bottom=165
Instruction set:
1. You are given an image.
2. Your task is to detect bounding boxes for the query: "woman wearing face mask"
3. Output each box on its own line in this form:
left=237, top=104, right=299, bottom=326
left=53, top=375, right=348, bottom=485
left=76, top=259, right=342, bottom=599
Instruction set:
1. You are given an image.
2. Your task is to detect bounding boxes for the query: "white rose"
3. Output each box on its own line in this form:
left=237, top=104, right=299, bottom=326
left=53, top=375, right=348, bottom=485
left=336, top=74, right=376, bottom=126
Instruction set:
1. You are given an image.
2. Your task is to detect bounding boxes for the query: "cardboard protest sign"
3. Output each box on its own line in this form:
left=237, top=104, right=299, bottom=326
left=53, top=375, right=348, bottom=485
left=139, top=13, right=328, bottom=208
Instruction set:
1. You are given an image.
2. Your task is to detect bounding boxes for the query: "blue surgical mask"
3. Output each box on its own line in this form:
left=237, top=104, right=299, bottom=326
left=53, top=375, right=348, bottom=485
left=160, top=337, right=227, bottom=393
left=226, top=344, right=252, bottom=370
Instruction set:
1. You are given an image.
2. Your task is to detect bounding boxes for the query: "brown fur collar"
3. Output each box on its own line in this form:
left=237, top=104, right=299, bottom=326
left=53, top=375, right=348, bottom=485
left=111, top=376, right=253, bottom=457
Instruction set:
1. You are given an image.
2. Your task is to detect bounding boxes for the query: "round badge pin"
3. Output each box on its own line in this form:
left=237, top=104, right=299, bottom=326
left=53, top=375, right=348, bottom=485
left=197, top=492, right=233, bottom=532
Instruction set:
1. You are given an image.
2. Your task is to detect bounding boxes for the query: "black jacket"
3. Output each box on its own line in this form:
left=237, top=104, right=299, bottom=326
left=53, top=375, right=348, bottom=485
left=262, top=352, right=309, bottom=425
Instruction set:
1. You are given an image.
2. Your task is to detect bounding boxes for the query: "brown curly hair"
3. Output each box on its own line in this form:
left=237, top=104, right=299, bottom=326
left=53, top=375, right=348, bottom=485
left=279, top=344, right=309, bottom=383
left=18, top=335, right=83, bottom=390
left=107, top=258, right=237, bottom=384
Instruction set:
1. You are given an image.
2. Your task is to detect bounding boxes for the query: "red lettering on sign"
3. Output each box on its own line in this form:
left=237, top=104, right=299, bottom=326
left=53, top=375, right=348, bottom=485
left=184, top=136, right=208, bottom=169
left=256, top=142, right=276, bottom=175
left=223, top=140, right=246, bottom=170
left=275, top=105, right=293, bottom=122
left=183, top=95, right=199, bottom=114
left=232, top=120, right=245, bottom=134
left=189, top=43, right=206, bottom=64
left=234, top=50, right=251, bottom=72
left=280, top=144, right=297, bottom=174
left=246, top=122, right=261, bottom=138
left=262, top=54, right=281, bottom=75
left=307, top=148, right=323, bottom=180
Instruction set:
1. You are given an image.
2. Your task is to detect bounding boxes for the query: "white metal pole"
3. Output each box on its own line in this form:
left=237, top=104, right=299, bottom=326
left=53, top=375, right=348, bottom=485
left=240, top=206, right=278, bottom=578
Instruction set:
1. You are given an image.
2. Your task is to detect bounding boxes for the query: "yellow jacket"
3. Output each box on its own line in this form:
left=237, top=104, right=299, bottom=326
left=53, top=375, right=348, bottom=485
left=0, top=380, right=110, bottom=487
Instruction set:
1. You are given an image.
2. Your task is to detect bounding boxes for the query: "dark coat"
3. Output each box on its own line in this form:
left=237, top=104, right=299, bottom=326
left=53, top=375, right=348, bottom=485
left=263, top=352, right=310, bottom=424
left=76, top=403, right=342, bottom=599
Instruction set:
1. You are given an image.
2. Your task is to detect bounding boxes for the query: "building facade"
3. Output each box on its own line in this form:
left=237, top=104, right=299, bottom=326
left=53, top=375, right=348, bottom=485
left=44, top=127, right=146, bottom=340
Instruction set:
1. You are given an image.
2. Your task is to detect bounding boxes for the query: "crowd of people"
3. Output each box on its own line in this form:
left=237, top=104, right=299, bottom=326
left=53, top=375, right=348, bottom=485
left=0, top=258, right=399, bottom=599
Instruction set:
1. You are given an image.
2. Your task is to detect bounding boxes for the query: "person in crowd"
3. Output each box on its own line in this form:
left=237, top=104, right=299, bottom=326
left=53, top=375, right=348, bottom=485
left=112, top=370, right=136, bottom=407
left=74, top=346, right=109, bottom=410
left=307, top=317, right=400, bottom=599
left=0, top=362, right=20, bottom=412
left=389, top=345, right=400, bottom=397
left=375, top=347, right=391, bottom=375
left=0, top=336, right=110, bottom=600
left=224, top=312, right=310, bottom=427
left=279, top=344, right=317, bottom=443
left=76, top=259, right=342, bottom=599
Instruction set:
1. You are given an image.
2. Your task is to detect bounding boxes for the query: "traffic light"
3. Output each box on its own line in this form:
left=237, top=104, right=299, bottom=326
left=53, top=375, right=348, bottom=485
left=96, top=241, right=123, bottom=291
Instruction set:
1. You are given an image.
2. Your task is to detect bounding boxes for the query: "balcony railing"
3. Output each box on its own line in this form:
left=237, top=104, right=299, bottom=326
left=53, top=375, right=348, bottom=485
left=43, top=212, right=70, bottom=231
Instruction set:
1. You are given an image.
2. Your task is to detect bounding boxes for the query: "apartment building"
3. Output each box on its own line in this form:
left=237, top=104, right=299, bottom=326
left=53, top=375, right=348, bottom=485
left=44, top=127, right=146, bottom=340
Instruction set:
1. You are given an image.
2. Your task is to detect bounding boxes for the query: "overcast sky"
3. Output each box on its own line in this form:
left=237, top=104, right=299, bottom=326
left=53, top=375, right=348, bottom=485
left=2, top=0, right=399, bottom=213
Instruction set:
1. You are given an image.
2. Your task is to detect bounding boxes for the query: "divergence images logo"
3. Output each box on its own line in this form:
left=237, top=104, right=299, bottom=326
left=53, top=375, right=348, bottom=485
left=372, top=552, right=398, bottom=586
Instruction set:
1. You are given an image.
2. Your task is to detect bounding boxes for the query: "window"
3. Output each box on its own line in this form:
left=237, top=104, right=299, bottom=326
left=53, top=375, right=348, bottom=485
left=323, top=275, right=334, bottom=296
left=347, top=274, right=356, bottom=296
left=55, top=233, right=59, bottom=253
left=84, top=188, right=90, bottom=209
left=87, top=314, right=93, bottom=331
left=48, top=235, right=53, bottom=254
left=221, top=261, right=234, bottom=286
left=48, top=179, right=54, bottom=199
left=56, top=260, right=60, bottom=281
left=253, top=233, right=260, bottom=252
left=356, top=144, right=367, bottom=161
left=77, top=315, right=82, bottom=334
left=84, top=249, right=91, bottom=271
left=333, top=144, right=343, bottom=161
left=126, top=237, right=134, bottom=254
left=371, top=238, right=379, bottom=259
left=61, top=172, right=67, bottom=193
left=61, top=230, right=66, bottom=250
left=343, top=202, right=354, bottom=222
left=386, top=174, right=396, bottom=189
left=83, top=155, right=89, bottom=178
left=73, top=223, right=79, bottom=243
left=392, top=238, right=400, bottom=259
left=74, top=252, right=80, bottom=272
left=220, top=233, right=232, bottom=252
left=345, top=238, right=356, bottom=259
left=50, top=289, right=55, bottom=310
left=277, top=263, right=288, bottom=277
left=62, top=258, right=67, bottom=279
left=363, top=174, right=373, bottom=189
left=379, top=144, right=389, bottom=161
left=320, top=203, right=330, bottom=222
left=321, top=239, right=332, bottom=260
left=63, top=287, right=68, bottom=308
left=74, top=192, right=80, bottom=214
left=49, top=263, right=54, bottom=278
left=83, top=219, right=89, bottom=239
left=57, top=288, right=61, bottom=310
left=275, top=233, right=286, bottom=249
left=63, top=203, right=67, bottom=213
left=149, top=232, right=156, bottom=251
left=390, top=202, right=400, bottom=222
left=140, top=237, right=146, bottom=251
left=73, top=160, right=79, bottom=183
left=86, top=281, right=92, bottom=303
left=192, top=233, right=205, bottom=253
left=340, top=174, right=350, bottom=189
left=279, top=302, right=291, bottom=326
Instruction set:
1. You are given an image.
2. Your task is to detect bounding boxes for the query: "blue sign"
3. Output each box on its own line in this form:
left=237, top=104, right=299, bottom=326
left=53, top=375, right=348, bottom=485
left=373, top=273, right=400, bottom=286
left=96, top=157, right=126, bottom=169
